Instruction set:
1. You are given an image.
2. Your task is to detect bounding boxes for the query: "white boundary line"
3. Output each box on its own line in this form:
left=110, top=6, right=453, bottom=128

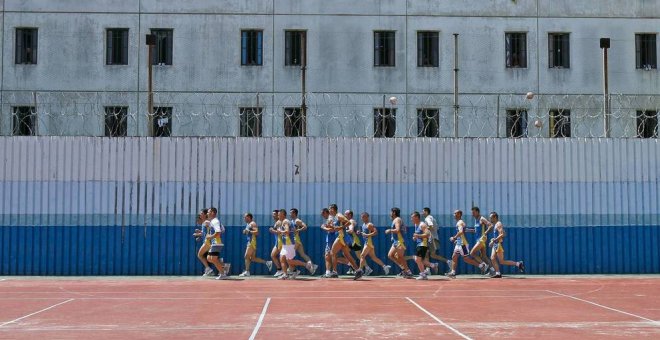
left=546, top=290, right=660, bottom=325
left=0, top=279, right=6, bottom=282
left=0, top=299, right=75, bottom=327
left=248, top=297, right=271, bottom=340
left=406, top=297, right=473, bottom=340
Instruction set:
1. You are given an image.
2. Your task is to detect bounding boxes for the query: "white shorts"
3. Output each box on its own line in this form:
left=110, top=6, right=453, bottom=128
left=280, top=245, right=296, bottom=260
left=454, top=244, right=469, bottom=257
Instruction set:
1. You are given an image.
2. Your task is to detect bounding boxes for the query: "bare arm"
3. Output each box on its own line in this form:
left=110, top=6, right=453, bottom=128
left=296, top=219, right=308, bottom=232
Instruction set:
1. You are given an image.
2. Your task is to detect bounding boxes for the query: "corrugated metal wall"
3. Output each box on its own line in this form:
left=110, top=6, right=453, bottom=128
left=1, top=137, right=659, bottom=275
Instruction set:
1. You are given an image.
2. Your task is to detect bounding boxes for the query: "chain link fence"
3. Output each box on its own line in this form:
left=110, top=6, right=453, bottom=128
left=1, top=91, right=658, bottom=138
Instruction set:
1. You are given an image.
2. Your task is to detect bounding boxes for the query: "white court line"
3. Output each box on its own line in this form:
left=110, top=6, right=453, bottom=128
left=248, top=297, right=271, bottom=340
left=0, top=295, right=546, bottom=301
left=406, top=297, right=473, bottom=340
left=546, top=290, right=660, bottom=325
left=0, top=299, right=75, bottom=328
left=0, top=279, right=6, bottom=282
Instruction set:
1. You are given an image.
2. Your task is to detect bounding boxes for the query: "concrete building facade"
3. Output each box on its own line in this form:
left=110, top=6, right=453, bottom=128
left=0, top=0, right=658, bottom=137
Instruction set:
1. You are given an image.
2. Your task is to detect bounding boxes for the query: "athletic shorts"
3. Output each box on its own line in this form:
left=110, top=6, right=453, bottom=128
left=493, top=243, right=504, bottom=254
left=207, top=252, right=220, bottom=257
left=280, top=245, right=296, bottom=260
left=476, top=236, right=487, bottom=247
left=454, top=244, right=469, bottom=257
left=209, top=244, right=224, bottom=255
left=349, top=243, right=362, bottom=251
left=416, top=246, right=428, bottom=258
left=393, top=241, right=406, bottom=250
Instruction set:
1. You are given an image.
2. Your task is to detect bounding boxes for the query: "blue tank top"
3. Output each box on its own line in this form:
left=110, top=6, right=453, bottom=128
left=290, top=218, right=299, bottom=241
left=361, top=223, right=370, bottom=243
left=414, top=223, right=426, bottom=247
left=473, top=217, right=482, bottom=242
left=245, top=223, right=252, bottom=244
left=391, top=219, right=407, bottom=245
left=325, top=217, right=337, bottom=244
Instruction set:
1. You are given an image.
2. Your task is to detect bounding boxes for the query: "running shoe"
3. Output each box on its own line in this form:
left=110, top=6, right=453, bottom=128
left=416, top=274, right=428, bottom=280
left=353, top=269, right=364, bottom=280
left=223, top=263, right=231, bottom=276
left=202, top=267, right=214, bottom=277
left=266, top=261, right=273, bottom=272
left=364, top=266, right=373, bottom=276
left=239, top=271, right=250, bottom=277
left=290, top=270, right=301, bottom=279
left=277, top=274, right=289, bottom=280
left=491, top=273, right=502, bottom=278
left=518, top=261, right=525, bottom=273
left=274, top=270, right=283, bottom=277
left=215, top=274, right=229, bottom=280
left=347, top=268, right=355, bottom=275
left=382, top=265, right=391, bottom=276
left=310, top=264, right=319, bottom=275
left=330, top=271, right=339, bottom=278
left=444, top=271, right=456, bottom=279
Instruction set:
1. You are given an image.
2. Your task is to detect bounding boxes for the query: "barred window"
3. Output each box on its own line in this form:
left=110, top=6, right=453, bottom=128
left=506, top=32, right=527, bottom=68
left=549, top=109, right=571, bottom=138
left=12, top=106, right=36, bottom=136
left=374, top=31, right=395, bottom=67
left=637, top=110, right=658, bottom=138
left=241, top=30, right=263, bottom=66
left=106, top=29, right=129, bottom=65
left=635, top=34, right=657, bottom=69
left=417, top=108, right=439, bottom=137
left=284, top=107, right=306, bottom=137
left=548, top=33, right=570, bottom=68
left=285, top=31, right=306, bottom=66
left=240, top=107, right=263, bottom=137
left=153, top=107, right=172, bottom=137
left=374, top=108, right=396, bottom=137
left=15, top=28, right=38, bottom=65
left=105, top=106, right=128, bottom=137
left=506, top=109, right=528, bottom=138
left=417, top=31, right=439, bottom=67
left=151, top=29, right=173, bottom=65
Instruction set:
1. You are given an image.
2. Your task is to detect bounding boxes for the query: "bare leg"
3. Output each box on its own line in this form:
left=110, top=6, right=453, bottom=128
left=367, top=251, right=386, bottom=267
left=197, top=243, right=210, bottom=268
left=497, top=251, right=519, bottom=267
left=206, top=255, right=224, bottom=273
left=271, top=246, right=281, bottom=271
left=244, top=247, right=254, bottom=272
left=295, top=243, right=312, bottom=263
left=490, top=248, right=500, bottom=273
left=340, top=246, right=358, bottom=269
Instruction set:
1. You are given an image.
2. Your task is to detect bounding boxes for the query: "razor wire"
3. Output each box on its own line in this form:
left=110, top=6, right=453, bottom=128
left=2, top=91, right=659, bottom=138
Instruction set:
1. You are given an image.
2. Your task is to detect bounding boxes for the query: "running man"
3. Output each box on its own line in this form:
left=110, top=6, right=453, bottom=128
left=385, top=207, right=413, bottom=278
left=327, top=204, right=359, bottom=275
left=411, top=211, right=437, bottom=280
left=276, top=209, right=313, bottom=279
left=193, top=209, right=214, bottom=277
left=290, top=208, right=318, bottom=275
left=354, top=212, right=391, bottom=280
left=268, top=210, right=284, bottom=277
left=344, top=210, right=367, bottom=275
left=469, top=207, right=494, bottom=275
left=205, top=207, right=229, bottom=280
left=239, top=213, right=272, bottom=277
left=445, top=210, right=482, bottom=278
left=423, top=207, right=452, bottom=273
left=320, top=208, right=338, bottom=278
left=488, top=212, right=525, bottom=278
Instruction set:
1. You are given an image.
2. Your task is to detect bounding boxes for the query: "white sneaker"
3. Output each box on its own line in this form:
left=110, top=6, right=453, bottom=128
left=274, top=270, right=283, bottom=277
left=266, top=261, right=273, bottom=272
left=347, top=268, right=355, bottom=275
left=202, top=267, right=214, bottom=277
left=383, top=265, right=391, bottom=276
left=291, top=270, right=301, bottom=279
left=277, top=274, right=289, bottom=280
left=311, top=264, right=319, bottom=275
left=239, top=271, right=250, bottom=277
left=365, top=266, right=373, bottom=276
left=416, top=274, right=428, bottom=280
left=215, top=274, right=229, bottom=280
left=224, top=263, right=231, bottom=276
left=424, top=267, right=431, bottom=275
left=446, top=259, right=453, bottom=269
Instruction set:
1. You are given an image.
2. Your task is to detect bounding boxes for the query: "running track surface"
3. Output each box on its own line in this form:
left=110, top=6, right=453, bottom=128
left=0, top=276, right=659, bottom=339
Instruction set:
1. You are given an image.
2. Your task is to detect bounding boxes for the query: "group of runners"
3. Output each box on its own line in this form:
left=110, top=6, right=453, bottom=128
left=193, top=205, right=525, bottom=280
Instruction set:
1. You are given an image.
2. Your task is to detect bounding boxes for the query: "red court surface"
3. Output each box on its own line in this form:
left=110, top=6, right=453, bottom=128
left=0, top=275, right=659, bottom=339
